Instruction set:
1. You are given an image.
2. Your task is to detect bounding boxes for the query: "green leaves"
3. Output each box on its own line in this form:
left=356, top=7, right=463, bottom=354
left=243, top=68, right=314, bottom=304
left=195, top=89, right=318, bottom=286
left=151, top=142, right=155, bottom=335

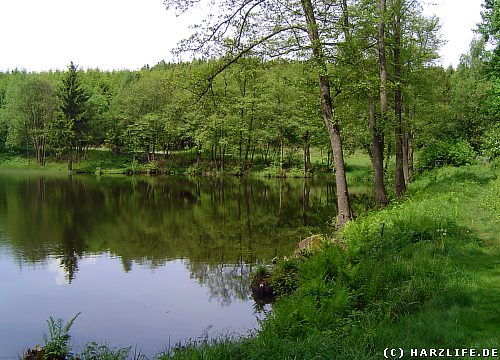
left=42, top=312, right=81, bottom=359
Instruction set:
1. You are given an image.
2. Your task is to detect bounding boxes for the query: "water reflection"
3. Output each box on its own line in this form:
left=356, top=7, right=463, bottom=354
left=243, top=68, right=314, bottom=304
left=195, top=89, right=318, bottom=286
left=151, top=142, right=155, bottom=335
left=0, top=172, right=371, bottom=357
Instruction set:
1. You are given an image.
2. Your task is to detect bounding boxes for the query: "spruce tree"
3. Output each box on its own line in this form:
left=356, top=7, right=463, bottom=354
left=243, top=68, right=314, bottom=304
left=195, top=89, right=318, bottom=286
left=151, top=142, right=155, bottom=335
left=60, top=61, right=89, bottom=170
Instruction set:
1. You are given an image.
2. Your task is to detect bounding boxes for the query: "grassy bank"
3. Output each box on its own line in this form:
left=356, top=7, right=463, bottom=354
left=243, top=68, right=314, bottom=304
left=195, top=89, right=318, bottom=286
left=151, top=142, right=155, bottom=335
left=0, top=150, right=132, bottom=174
left=0, top=148, right=359, bottom=178
left=160, top=163, right=499, bottom=359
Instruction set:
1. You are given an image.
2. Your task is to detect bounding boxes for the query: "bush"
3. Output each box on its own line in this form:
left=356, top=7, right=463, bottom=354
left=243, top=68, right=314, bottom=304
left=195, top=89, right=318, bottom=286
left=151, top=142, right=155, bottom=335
left=481, top=125, right=500, bottom=160
left=418, top=140, right=476, bottom=169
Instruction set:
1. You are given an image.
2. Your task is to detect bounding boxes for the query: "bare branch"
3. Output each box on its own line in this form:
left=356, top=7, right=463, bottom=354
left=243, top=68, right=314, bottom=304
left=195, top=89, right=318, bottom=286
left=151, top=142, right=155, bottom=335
left=194, top=25, right=307, bottom=99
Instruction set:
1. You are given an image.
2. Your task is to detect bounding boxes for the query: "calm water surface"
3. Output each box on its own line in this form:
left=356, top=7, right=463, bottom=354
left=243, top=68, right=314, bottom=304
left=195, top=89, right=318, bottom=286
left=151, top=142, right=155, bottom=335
left=0, top=172, right=371, bottom=358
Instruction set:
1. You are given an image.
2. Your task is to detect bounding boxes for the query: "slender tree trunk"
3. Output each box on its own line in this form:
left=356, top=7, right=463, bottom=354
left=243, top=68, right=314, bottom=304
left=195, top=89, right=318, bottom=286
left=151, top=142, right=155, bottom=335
left=245, top=116, right=254, bottom=167
left=385, top=141, right=391, bottom=173
left=394, top=100, right=405, bottom=196
left=404, top=105, right=415, bottom=181
left=393, top=5, right=406, bottom=197
left=239, top=132, right=243, bottom=160
left=222, top=144, right=226, bottom=171
left=369, top=99, right=388, bottom=205
left=239, top=74, right=247, bottom=163
left=280, top=137, right=284, bottom=178
left=407, top=132, right=414, bottom=179
left=68, top=146, right=73, bottom=172
left=306, top=142, right=311, bottom=170
left=303, top=131, right=309, bottom=177
left=402, top=126, right=409, bottom=184
left=196, top=144, right=201, bottom=164
left=211, top=145, right=215, bottom=167
left=302, top=179, right=310, bottom=226
left=25, top=126, right=30, bottom=165
left=301, top=0, right=352, bottom=227
left=42, top=134, right=46, bottom=166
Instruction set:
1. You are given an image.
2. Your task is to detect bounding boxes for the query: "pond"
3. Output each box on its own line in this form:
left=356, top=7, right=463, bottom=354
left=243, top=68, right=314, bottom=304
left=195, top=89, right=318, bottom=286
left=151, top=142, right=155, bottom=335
left=0, top=172, right=372, bottom=358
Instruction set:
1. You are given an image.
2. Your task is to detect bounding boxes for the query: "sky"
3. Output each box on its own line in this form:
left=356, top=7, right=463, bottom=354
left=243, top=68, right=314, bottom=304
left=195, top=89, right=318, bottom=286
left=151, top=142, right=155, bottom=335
left=0, top=0, right=485, bottom=72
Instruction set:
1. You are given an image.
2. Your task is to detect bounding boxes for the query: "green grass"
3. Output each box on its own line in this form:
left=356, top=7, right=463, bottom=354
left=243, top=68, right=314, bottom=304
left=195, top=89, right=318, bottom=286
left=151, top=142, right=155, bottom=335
left=344, top=151, right=373, bottom=184
left=0, top=150, right=133, bottom=173
left=1, top=148, right=350, bottom=178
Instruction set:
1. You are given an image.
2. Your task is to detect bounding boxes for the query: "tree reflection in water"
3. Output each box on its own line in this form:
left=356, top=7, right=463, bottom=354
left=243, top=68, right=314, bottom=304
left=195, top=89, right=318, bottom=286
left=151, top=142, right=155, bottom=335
left=0, top=173, right=371, bottom=298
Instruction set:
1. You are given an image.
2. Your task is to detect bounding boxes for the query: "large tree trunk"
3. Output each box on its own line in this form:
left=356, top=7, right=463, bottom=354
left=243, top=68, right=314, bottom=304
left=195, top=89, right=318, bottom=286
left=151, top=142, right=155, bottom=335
left=393, top=5, right=406, bottom=197
left=301, top=0, right=352, bottom=227
left=369, top=100, right=388, bottom=205
left=373, top=0, right=389, bottom=206
left=378, top=0, right=388, bottom=121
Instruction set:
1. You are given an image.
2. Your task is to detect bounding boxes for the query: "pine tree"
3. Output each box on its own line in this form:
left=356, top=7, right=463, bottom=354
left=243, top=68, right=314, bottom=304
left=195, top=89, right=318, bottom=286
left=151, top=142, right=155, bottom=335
left=60, top=61, right=89, bottom=171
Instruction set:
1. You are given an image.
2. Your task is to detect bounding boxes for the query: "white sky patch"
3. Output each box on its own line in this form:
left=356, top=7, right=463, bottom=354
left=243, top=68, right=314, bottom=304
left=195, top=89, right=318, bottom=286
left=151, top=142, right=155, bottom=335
left=0, top=0, right=486, bottom=71
left=0, top=0, right=199, bottom=71
left=47, top=256, right=70, bottom=286
left=422, top=0, right=484, bottom=67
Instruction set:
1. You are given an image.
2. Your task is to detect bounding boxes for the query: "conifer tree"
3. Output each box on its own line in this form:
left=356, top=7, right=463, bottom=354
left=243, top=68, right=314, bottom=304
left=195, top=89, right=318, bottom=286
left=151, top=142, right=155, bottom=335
left=60, top=61, right=89, bottom=171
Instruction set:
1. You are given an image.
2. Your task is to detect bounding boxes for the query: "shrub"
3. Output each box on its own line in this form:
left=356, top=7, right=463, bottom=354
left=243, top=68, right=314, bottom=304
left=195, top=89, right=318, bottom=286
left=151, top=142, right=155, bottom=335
left=42, top=312, right=80, bottom=359
left=418, top=140, right=476, bottom=169
left=481, top=124, right=500, bottom=160
left=481, top=177, right=500, bottom=220
left=145, top=160, right=160, bottom=174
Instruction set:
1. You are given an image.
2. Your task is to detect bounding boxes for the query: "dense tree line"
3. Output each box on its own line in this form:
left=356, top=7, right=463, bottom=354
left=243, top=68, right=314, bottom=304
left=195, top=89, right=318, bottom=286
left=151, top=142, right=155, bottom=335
left=0, top=0, right=498, bottom=226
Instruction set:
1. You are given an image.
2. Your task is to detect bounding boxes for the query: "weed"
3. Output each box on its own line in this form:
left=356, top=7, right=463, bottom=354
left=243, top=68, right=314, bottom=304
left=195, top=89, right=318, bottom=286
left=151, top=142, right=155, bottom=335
left=79, top=342, right=146, bottom=360
left=42, top=312, right=81, bottom=359
left=271, top=258, right=300, bottom=297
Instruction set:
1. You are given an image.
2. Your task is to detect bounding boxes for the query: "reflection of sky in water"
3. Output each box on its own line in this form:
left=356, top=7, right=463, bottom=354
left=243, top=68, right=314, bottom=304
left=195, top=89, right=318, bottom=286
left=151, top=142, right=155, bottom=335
left=0, top=254, right=261, bottom=358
